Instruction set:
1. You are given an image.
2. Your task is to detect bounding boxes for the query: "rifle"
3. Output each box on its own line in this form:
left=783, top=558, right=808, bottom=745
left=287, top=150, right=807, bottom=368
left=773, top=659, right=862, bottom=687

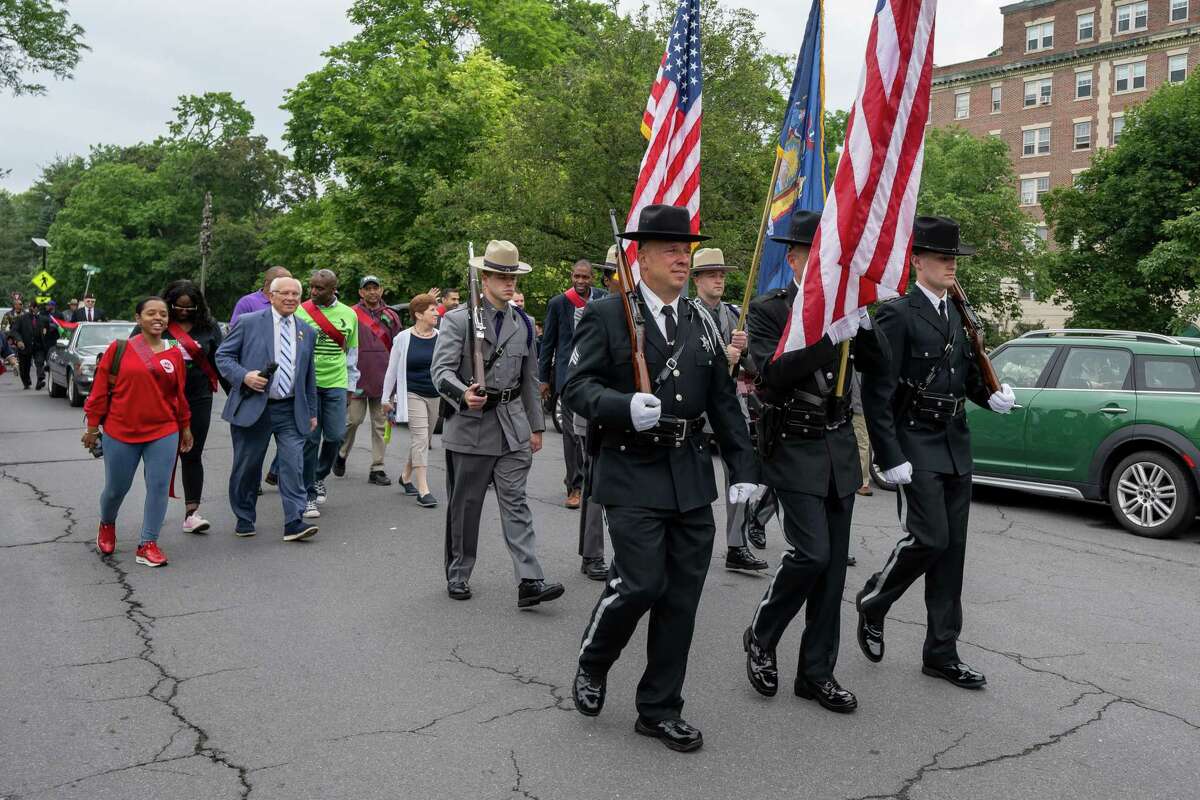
left=609, top=209, right=653, bottom=393
left=467, top=242, right=488, bottom=393
left=948, top=278, right=1001, bottom=395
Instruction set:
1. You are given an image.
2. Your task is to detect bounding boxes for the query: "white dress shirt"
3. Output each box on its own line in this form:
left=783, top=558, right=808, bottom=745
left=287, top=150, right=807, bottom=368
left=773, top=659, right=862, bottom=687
left=915, top=280, right=948, bottom=316
left=638, top=283, right=682, bottom=342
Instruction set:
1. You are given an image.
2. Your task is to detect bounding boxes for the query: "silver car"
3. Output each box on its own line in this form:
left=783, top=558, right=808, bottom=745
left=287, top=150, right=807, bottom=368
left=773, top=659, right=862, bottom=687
left=46, top=322, right=131, bottom=407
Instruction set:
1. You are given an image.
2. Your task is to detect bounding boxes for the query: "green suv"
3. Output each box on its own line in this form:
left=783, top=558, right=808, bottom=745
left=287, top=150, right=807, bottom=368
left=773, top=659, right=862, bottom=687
left=964, top=329, right=1200, bottom=539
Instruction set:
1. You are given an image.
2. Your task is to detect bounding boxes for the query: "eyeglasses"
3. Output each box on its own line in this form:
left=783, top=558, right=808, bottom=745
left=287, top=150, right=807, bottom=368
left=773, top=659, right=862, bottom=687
left=171, top=304, right=196, bottom=310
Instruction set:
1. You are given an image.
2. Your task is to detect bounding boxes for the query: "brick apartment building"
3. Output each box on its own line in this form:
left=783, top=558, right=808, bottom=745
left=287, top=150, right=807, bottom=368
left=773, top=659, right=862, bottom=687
left=930, top=0, right=1200, bottom=329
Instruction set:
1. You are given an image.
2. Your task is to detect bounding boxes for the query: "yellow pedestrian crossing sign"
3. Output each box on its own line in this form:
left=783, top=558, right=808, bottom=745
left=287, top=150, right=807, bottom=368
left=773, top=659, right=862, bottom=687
left=35, top=296, right=52, bottom=305
left=31, top=271, right=56, bottom=292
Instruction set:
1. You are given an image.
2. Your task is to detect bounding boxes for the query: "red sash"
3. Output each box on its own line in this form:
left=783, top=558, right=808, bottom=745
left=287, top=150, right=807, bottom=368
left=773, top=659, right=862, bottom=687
left=301, top=300, right=348, bottom=351
left=564, top=288, right=587, bottom=309
left=353, top=304, right=393, bottom=351
left=167, top=322, right=220, bottom=392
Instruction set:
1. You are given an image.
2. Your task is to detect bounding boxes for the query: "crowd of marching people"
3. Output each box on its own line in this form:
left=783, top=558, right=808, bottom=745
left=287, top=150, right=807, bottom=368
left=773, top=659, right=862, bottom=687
left=3, top=204, right=1016, bottom=755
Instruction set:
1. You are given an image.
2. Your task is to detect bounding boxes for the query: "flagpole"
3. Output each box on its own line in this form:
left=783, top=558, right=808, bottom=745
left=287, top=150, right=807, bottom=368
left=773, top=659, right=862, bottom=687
left=735, top=151, right=783, bottom=335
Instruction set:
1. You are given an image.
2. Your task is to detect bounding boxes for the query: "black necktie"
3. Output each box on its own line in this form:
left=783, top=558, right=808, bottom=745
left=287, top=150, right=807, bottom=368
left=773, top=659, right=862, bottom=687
left=938, top=299, right=947, bottom=322
left=662, top=305, right=677, bottom=345
left=493, top=309, right=504, bottom=339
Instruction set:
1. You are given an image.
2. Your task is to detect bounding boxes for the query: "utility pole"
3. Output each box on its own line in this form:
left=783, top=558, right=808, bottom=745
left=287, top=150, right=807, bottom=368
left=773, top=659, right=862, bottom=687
left=199, top=191, right=213, bottom=295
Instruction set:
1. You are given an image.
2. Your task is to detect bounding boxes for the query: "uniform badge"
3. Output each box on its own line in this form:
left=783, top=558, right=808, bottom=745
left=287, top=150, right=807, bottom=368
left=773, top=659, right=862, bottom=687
left=699, top=334, right=714, bottom=354
left=569, top=347, right=580, bottom=366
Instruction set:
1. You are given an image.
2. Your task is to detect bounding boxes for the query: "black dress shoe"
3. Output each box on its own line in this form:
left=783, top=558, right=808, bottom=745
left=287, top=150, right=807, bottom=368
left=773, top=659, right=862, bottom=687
left=265, top=472, right=278, bottom=487
left=847, top=553, right=857, bottom=567
left=855, top=587, right=884, bottom=663
left=746, top=522, right=767, bottom=550
left=794, top=676, right=858, bottom=713
left=332, top=455, right=346, bottom=477
left=517, top=579, right=564, bottom=608
left=742, top=627, right=778, bottom=697
left=447, top=581, right=472, bottom=600
left=368, top=470, right=392, bottom=486
left=634, top=717, right=703, bottom=752
left=573, top=666, right=606, bottom=716
left=35, top=380, right=45, bottom=390
left=922, top=662, right=987, bottom=689
left=726, top=546, right=768, bottom=572
left=580, top=558, right=607, bottom=581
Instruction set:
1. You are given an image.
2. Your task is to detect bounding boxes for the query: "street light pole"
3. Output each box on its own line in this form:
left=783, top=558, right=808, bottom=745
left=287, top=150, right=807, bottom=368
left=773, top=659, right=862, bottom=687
left=200, top=191, right=213, bottom=295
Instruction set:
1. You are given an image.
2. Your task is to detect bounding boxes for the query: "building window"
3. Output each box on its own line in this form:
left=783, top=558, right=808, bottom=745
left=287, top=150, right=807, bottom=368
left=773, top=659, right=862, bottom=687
left=1172, top=0, right=1189, bottom=22
left=1078, top=11, right=1095, bottom=41
left=1021, top=176, right=1051, bottom=206
left=1114, top=61, right=1147, bottom=93
left=1024, top=77, right=1053, bottom=107
left=954, top=91, right=970, bottom=119
left=991, top=86, right=1002, bottom=113
left=1023, top=126, right=1051, bottom=156
left=1112, top=115, right=1126, bottom=145
left=1073, top=171, right=1086, bottom=188
left=1116, top=2, right=1148, bottom=34
left=1026, top=21, right=1054, bottom=52
left=1075, top=71, right=1093, bottom=99
left=1169, top=53, right=1188, bottom=83
left=1074, top=120, right=1092, bottom=150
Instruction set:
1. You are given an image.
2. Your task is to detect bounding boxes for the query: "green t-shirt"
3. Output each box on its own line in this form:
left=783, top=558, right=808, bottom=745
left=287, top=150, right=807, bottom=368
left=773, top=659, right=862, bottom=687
left=296, top=300, right=360, bottom=389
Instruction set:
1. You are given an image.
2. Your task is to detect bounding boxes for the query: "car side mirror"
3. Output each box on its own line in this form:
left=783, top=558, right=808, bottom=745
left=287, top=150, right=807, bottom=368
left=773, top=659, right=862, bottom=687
left=57, top=338, right=69, bottom=348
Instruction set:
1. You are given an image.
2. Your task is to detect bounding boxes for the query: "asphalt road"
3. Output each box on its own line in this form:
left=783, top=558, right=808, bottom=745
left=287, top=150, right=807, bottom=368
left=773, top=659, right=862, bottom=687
left=2, top=375, right=1198, bottom=800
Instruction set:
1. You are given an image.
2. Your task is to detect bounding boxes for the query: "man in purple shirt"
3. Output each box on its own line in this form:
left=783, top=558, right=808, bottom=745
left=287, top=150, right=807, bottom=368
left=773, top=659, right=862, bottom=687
left=231, top=266, right=292, bottom=325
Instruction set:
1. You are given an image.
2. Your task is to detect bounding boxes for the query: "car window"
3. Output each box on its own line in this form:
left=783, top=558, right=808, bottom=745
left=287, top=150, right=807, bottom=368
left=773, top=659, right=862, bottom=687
left=75, top=324, right=130, bottom=348
left=1056, top=347, right=1132, bottom=390
left=1138, top=356, right=1200, bottom=392
left=991, top=345, right=1057, bottom=389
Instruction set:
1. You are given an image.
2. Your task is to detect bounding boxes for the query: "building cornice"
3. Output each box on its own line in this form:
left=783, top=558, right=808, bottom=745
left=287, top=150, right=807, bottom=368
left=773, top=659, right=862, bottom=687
left=933, top=24, right=1200, bottom=88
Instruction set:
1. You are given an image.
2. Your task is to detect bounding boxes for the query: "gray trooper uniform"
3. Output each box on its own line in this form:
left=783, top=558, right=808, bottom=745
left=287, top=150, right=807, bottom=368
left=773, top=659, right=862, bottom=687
left=431, top=301, right=546, bottom=587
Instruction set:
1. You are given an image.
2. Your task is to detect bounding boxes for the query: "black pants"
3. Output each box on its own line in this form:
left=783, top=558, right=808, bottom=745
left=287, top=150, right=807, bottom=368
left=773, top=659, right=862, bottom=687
left=577, top=504, right=714, bottom=723
left=18, top=350, right=44, bottom=387
left=563, top=426, right=583, bottom=492
left=179, top=393, right=212, bottom=507
left=750, top=484, right=853, bottom=683
left=745, top=486, right=779, bottom=532
left=859, top=469, right=972, bottom=665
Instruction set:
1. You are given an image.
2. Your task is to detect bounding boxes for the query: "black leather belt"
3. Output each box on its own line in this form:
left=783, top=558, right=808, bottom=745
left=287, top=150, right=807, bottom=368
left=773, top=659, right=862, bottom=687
left=482, top=384, right=522, bottom=410
left=604, top=415, right=706, bottom=449
left=911, top=392, right=965, bottom=425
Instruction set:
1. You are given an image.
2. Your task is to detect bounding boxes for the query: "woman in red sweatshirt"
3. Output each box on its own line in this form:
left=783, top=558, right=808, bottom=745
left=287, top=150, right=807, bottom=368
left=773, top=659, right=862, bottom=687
left=83, top=297, right=193, bottom=567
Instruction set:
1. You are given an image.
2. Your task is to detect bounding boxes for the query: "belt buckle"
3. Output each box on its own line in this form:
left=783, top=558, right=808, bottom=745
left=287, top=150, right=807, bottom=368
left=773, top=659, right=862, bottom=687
left=672, top=420, right=688, bottom=448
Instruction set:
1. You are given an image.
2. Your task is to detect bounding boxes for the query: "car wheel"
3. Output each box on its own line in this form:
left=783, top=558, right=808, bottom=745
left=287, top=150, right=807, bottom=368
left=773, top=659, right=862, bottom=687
left=1108, top=450, right=1196, bottom=539
left=47, top=370, right=67, bottom=398
left=67, top=371, right=84, bottom=407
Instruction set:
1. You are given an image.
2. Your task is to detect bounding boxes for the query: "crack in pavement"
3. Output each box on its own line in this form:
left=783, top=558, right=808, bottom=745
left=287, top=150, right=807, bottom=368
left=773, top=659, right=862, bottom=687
left=847, top=732, right=970, bottom=800
left=508, top=749, right=540, bottom=800
left=446, top=646, right=573, bottom=712
left=0, top=469, right=80, bottom=548
left=324, top=702, right=486, bottom=742
left=6, top=471, right=256, bottom=799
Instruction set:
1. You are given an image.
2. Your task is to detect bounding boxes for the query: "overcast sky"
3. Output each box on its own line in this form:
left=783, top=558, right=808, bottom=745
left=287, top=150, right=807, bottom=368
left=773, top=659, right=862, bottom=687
left=0, top=0, right=1009, bottom=192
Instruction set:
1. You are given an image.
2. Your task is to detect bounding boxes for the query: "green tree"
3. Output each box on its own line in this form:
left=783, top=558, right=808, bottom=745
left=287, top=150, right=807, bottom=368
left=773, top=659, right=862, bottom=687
left=0, top=0, right=88, bottom=96
left=1043, top=76, right=1200, bottom=332
left=823, top=108, right=848, bottom=179
left=917, top=127, right=1038, bottom=324
left=165, top=92, right=255, bottom=147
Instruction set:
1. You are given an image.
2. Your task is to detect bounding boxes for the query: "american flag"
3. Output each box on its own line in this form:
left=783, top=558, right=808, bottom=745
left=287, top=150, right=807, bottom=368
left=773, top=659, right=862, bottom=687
left=779, top=0, right=937, bottom=354
left=623, top=0, right=703, bottom=278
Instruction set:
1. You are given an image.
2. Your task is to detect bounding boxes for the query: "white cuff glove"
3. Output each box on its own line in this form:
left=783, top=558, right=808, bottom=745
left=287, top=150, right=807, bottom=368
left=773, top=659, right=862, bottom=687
left=988, top=383, right=1016, bottom=414
left=882, top=461, right=914, bottom=485
left=630, top=392, right=662, bottom=432
left=728, top=483, right=757, bottom=504
left=858, top=307, right=873, bottom=330
left=827, top=314, right=860, bottom=346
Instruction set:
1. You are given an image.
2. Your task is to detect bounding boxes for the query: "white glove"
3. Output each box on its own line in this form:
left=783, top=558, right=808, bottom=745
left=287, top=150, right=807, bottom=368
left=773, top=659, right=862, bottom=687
left=882, top=461, right=914, bottom=485
left=988, top=383, right=1016, bottom=414
left=858, top=307, right=873, bottom=330
left=629, top=392, right=662, bottom=432
left=729, top=483, right=757, bottom=504
left=827, top=314, right=860, bottom=345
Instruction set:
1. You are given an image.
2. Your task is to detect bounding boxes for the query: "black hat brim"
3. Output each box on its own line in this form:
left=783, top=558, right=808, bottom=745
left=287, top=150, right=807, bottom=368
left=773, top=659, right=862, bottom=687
left=769, top=235, right=815, bottom=246
left=912, top=243, right=977, bottom=257
left=618, top=229, right=711, bottom=243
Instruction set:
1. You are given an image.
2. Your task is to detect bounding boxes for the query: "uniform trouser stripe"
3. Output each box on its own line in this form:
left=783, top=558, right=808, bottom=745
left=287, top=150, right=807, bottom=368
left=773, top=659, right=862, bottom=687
left=861, top=483, right=914, bottom=611
left=579, top=576, right=623, bottom=658
left=750, top=555, right=787, bottom=635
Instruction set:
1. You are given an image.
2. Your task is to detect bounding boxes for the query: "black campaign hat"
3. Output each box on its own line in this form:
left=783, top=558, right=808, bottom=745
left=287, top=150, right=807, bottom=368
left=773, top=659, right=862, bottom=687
left=911, top=216, right=976, bottom=256
left=619, top=204, right=710, bottom=243
left=770, top=210, right=822, bottom=246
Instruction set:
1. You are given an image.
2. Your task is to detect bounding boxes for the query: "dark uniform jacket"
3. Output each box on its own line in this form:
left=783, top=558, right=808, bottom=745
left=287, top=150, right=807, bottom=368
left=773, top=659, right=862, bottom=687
left=539, top=287, right=609, bottom=393
left=9, top=311, right=49, bottom=353
left=564, top=290, right=758, bottom=513
left=862, top=287, right=992, bottom=476
left=749, top=282, right=890, bottom=498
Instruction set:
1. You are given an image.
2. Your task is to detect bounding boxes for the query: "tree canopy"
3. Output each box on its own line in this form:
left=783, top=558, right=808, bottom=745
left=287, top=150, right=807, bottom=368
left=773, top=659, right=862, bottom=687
left=0, top=0, right=87, bottom=96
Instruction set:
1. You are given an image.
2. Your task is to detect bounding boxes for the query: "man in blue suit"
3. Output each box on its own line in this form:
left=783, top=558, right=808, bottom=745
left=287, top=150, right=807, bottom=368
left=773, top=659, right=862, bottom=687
left=537, top=258, right=607, bottom=508
left=216, top=276, right=319, bottom=541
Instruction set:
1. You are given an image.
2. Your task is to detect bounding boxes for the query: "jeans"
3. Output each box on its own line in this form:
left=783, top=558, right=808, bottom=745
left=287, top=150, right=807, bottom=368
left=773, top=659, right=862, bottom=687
left=229, top=400, right=307, bottom=531
left=305, top=387, right=347, bottom=499
left=99, top=432, right=179, bottom=545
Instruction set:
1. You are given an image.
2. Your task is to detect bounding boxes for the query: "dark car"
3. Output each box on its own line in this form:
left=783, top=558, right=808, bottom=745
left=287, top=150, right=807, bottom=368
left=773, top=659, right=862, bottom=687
left=46, top=322, right=131, bottom=407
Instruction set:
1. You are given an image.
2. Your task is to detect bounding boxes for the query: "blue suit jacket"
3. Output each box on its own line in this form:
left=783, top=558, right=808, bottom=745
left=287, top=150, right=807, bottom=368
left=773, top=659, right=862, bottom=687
left=538, top=288, right=607, bottom=392
left=216, top=308, right=317, bottom=432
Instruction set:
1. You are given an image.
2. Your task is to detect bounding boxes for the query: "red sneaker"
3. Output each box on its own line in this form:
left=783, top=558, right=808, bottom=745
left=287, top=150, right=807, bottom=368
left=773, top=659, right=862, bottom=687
left=135, top=541, right=168, bottom=567
left=96, top=522, right=116, bottom=555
